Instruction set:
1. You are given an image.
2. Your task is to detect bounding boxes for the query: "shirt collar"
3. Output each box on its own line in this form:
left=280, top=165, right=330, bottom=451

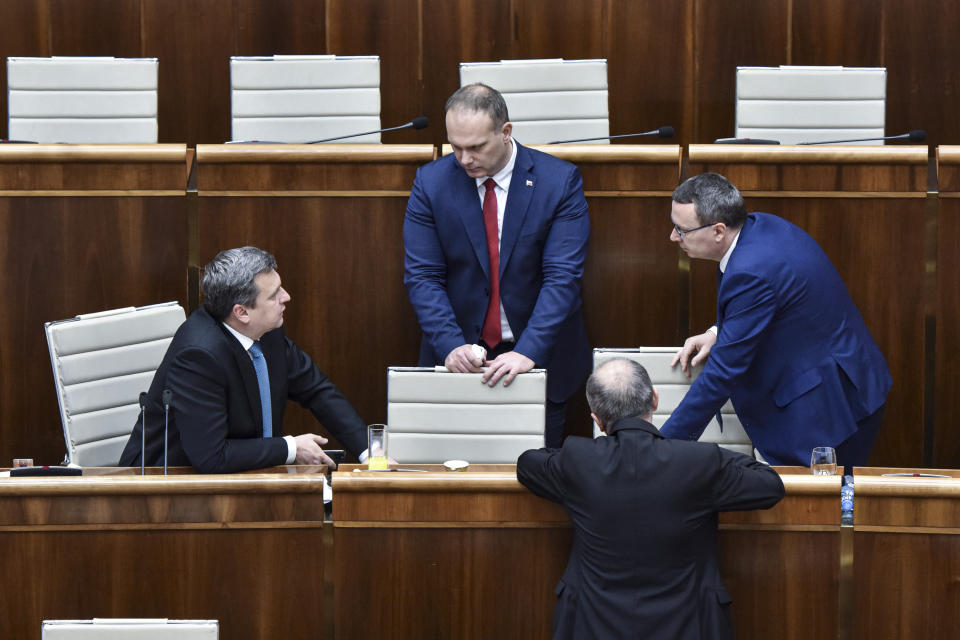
left=475, top=137, right=517, bottom=191
left=222, top=321, right=255, bottom=351
left=718, top=227, right=742, bottom=273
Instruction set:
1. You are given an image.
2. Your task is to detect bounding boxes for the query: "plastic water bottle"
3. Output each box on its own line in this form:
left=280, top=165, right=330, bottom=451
left=841, top=475, right=854, bottom=525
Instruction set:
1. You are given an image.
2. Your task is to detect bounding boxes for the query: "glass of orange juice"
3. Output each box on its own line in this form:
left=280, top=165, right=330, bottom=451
left=367, top=424, right=389, bottom=470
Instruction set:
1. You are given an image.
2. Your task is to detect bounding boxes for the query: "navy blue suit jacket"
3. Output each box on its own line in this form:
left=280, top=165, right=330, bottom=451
left=661, top=213, right=892, bottom=465
left=403, top=141, right=591, bottom=402
left=518, top=417, right=784, bottom=640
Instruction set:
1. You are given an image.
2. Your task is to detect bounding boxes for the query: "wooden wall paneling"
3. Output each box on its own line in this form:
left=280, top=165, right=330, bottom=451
left=882, top=0, right=960, bottom=148
left=325, top=0, right=426, bottom=145
left=511, top=0, right=606, bottom=60
left=234, top=0, right=326, bottom=55
left=606, top=0, right=694, bottom=147
left=790, top=0, right=882, bottom=66
left=420, top=0, right=513, bottom=147
left=0, top=0, right=50, bottom=140
left=935, top=147, right=960, bottom=467
left=141, top=0, right=236, bottom=144
left=692, top=0, right=790, bottom=144
left=47, top=0, right=141, bottom=57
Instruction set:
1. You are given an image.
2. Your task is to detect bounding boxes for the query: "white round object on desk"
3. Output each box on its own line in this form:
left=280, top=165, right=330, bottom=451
left=443, top=459, right=469, bottom=472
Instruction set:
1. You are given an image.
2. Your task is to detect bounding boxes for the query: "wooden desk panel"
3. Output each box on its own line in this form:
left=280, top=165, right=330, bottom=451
left=935, top=147, right=960, bottom=468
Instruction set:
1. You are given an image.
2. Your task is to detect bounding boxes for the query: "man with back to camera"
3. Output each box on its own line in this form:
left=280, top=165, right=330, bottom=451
left=517, top=358, right=784, bottom=639
left=403, top=82, right=591, bottom=446
left=661, top=172, right=892, bottom=467
left=119, top=246, right=367, bottom=473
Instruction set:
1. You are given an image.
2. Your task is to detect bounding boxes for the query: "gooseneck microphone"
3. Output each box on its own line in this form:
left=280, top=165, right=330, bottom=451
left=549, top=126, right=674, bottom=145
left=139, top=392, right=148, bottom=475
left=305, top=116, right=429, bottom=144
left=162, top=389, right=172, bottom=475
left=714, top=137, right=781, bottom=144
left=798, top=129, right=926, bottom=145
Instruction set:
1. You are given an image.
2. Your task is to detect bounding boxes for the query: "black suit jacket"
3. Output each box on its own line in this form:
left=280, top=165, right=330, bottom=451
left=517, top=417, right=785, bottom=640
left=119, top=307, right=366, bottom=473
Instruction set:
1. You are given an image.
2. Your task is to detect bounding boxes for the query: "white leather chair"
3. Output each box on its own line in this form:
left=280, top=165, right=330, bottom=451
left=735, top=66, right=886, bottom=145
left=42, top=619, right=217, bottom=639
left=230, top=55, right=380, bottom=143
left=459, top=58, right=608, bottom=144
left=45, top=302, right=186, bottom=467
left=7, top=56, right=158, bottom=143
left=386, top=366, right=546, bottom=463
left=593, top=348, right=754, bottom=456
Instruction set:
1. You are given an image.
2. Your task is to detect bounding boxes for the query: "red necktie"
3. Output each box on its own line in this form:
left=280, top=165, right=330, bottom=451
left=481, top=178, right=502, bottom=348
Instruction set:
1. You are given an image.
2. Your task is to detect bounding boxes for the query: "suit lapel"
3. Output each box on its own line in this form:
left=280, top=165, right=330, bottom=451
left=452, top=164, right=491, bottom=279
left=224, top=328, right=264, bottom=433
left=499, top=142, right=535, bottom=275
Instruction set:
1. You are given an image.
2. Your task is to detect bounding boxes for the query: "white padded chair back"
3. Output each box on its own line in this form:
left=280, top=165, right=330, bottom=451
left=230, top=55, right=380, bottom=143
left=387, top=367, right=546, bottom=463
left=7, top=56, right=158, bottom=143
left=42, top=619, right=217, bottom=639
left=45, top=302, right=186, bottom=467
left=735, top=66, right=886, bottom=145
left=593, top=348, right=754, bottom=457
left=459, top=58, right=608, bottom=144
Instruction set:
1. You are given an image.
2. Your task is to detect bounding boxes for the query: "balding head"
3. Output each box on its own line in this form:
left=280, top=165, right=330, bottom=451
left=586, top=359, right=658, bottom=432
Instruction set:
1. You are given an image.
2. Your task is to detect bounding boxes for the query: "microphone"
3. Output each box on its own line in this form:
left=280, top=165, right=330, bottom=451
left=139, top=392, right=148, bottom=475
left=305, top=116, right=429, bottom=144
left=549, top=126, right=674, bottom=145
left=162, top=389, right=172, bottom=475
left=798, top=129, right=925, bottom=145
left=714, top=137, right=781, bottom=144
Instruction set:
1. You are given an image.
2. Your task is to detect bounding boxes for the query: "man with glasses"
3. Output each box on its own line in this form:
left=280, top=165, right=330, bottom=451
left=661, top=173, right=891, bottom=467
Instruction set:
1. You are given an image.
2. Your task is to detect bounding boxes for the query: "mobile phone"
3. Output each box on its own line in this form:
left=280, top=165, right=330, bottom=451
left=325, top=449, right=346, bottom=464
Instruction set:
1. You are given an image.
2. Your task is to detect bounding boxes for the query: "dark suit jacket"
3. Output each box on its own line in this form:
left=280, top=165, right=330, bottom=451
left=661, top=212, right=892, bottom=465
left=119, top=307, right=366, bottom=473
left=517, top=418, right=784, bottom=640
left=403, top=141, right=591, bottom=403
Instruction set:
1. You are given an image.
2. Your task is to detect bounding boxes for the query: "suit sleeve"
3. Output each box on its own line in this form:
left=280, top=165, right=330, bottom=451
left=403, top=166, right=469, bottom=362
left=169, top=346, right=289, bottom=474
left=711, top=446, right=785, bottom=512
left=660, top=269, right=778, bottom=440
left=516, top=447, right=566, bottom=504
left=284, top=337, right=367, bottom=457
left=513, top=166, right=590, bottom=366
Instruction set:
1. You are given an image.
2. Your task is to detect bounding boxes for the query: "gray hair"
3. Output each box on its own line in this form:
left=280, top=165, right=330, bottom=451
left=445, top=83, right=510, bottom=128
left=672, top=172, right=747, bottom=229
left=201, top=246, right=277, bottom=321
left=586, top=359, right=655, bottom=426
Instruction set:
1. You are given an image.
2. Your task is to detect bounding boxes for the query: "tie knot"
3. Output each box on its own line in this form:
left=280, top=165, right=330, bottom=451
left=249, top=341, right=264, bottom=358
left=483, top=178, right=497, bottom=192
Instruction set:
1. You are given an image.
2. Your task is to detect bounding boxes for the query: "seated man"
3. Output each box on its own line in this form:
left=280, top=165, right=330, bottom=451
left=517, top=358, right=785, bottom=640
left=119, top=246, right=366, bottom=473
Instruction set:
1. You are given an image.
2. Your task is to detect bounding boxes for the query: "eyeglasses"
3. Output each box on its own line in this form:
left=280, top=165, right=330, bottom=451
left=672, top=222, right=714, bottom=239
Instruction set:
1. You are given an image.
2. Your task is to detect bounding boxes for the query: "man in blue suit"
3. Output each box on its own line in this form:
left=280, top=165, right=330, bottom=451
left=404, top=83, right=591, bottom=446
left=661, top=173, right=892, bottom=466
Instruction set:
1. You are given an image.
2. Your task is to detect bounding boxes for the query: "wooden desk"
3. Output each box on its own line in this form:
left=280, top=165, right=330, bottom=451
left=935, top=147, right=960, bottom=468
left=852, top=467, right=960, bottom=638
left=0, top=466, right=327, bottom=639
left=332, top=465, right=838, bottom=639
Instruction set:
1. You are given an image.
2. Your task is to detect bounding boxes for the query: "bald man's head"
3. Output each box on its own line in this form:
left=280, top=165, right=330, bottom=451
left=586, top=359, right=657, bottom=431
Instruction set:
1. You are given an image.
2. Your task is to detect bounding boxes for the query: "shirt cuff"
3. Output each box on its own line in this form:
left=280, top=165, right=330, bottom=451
left=707, top=325, right=718, bottom=336
left=284, top=435, right=297, bottom=465
left=357, top=448, right=369, bottom=463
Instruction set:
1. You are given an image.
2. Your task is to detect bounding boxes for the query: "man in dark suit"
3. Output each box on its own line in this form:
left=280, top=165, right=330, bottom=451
left=404, top=83, right=591, bottom=446
left=518, top=358, right=784, bottom=640
left=119, top=246, right=366, bottom=473
left=661, top=173, right=892, bottom=466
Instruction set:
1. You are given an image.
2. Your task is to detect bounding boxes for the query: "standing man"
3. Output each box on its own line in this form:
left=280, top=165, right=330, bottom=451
left=518, top=358, right=784, bottom=639
left=403, top=83, right=591, bottom=446
left=661, top=173, right=892, bottom=466
left=119, top=246, right=367, bottom=473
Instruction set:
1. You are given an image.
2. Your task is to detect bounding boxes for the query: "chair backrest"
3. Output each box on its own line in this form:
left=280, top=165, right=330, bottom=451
left=386, top=367, right=546, bottom=463
left=593, top=348, right=754, bottom=456
left=459, top=58, right=608, bottom=144
left=42, top=619, right=217, bottom=639
left=45, top=302, right=186, bottom=467
left=7, top=56, right=158, bottom=143
left=230, top=55, right=380, bottom=143
left=735, top=66, right=886, bottom=145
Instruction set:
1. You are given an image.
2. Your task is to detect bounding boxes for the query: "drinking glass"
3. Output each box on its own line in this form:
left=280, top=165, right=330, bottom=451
left=810, top=446, right=838, bottom=475
left=367, top=424, right=389, bottom=470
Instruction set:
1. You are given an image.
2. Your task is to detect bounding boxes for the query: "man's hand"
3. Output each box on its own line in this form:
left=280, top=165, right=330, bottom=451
left=294, top=433, right=337, bottom=468
left=482, top=351, right=535, bottom=387
left=445, top=344, right=486, bottom=373
left=671, top=331, right=718, bottom=377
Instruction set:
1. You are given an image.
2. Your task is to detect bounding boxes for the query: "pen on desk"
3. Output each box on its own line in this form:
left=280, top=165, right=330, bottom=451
left=353, top=468, right=430, bottom=472
left=880, top=472, right=952, bottom=478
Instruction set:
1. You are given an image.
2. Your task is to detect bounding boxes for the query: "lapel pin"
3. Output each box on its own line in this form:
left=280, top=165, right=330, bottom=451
left=526, top=179, right=533, bottom=187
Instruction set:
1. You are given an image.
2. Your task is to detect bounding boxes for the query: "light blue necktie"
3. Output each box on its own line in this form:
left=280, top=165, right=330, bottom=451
left=248, top=341, right=273, bottom=438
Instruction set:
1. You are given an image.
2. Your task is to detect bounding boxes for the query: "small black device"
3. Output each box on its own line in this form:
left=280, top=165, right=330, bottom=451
left=10, top=466, right=83, bottom=477
left=325, top=449, right=346, bottom=465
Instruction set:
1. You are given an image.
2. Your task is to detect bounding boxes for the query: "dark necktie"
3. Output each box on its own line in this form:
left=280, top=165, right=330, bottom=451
left=249, top=341, right=273, bottom=438
left=481, top=177, right=502, bottom=348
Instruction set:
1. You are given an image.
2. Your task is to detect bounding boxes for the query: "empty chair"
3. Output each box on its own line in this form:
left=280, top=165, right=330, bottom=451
left=45, top=302, right=186, bottom=467
left=7, top=56, right=158, bottom=143
left=42, top=619, right=217, bottom=639
left=386, top=367, right=546, bottom=463
left=459, top=58, right=608, bottom=144
left=735, top=65, right=886, bottom=145
left=230, top=54, right=380, bottom=143
left=593, top=348, right=754, bottom=456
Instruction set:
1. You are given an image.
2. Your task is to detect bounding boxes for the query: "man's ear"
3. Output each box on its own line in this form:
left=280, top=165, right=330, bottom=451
left=501, top=121, right=513, bottom=141
left=232, top=303, right=250, bottom=325
left=712, top=222, right=728, bottom=244
left=651, top=387, right=659, bottom=413
left=591, top=412, right=607, bottom=435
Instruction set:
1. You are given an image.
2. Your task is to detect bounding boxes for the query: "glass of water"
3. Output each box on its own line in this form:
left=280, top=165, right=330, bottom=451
left=810, top=446, right=838, bottom=475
